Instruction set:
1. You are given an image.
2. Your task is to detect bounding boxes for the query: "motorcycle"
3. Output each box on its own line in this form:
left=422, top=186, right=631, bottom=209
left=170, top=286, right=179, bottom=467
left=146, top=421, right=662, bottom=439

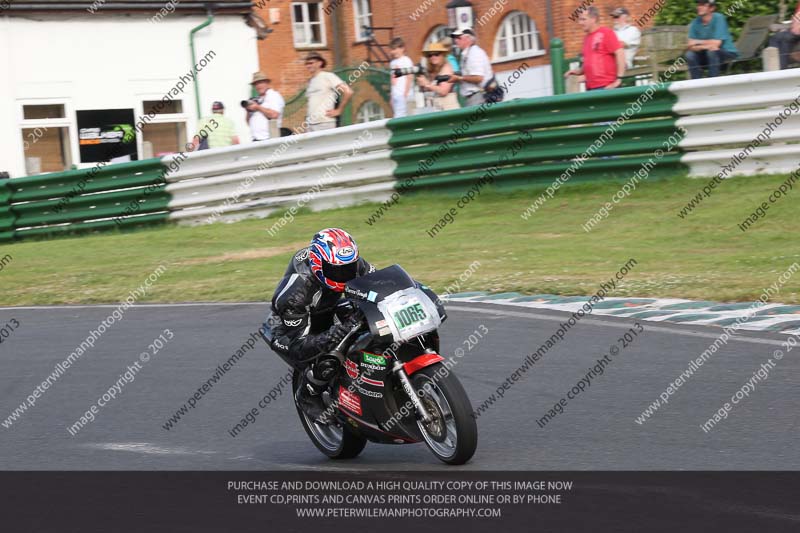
left=279, top=264, right=478, bottom=465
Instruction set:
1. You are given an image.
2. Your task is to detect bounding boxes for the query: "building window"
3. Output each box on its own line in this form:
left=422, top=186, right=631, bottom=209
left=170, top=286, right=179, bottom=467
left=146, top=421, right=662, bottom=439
left=493, top=12, right=544, bottom=61
left=138, top=99, right=188, bottom=157
left=19, top=102, right=73, bottom=174
left=356, top=101, right=385, bottom=123
left=425, top=25, right=451, bottom=48
left=291, top=2, right=326, bottom=47
left=353, top=0, right=372, bottom=41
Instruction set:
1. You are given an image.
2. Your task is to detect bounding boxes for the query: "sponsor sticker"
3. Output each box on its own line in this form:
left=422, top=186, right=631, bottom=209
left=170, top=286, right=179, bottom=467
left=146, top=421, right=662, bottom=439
left=354, top=383, right=383, bottom=398
left=338, top=386, right=362, bottom=415
left=345, top=359, right=359, bottom=379
left=346, top=287, right=370, bottom=300
left=378, top=327, right=391, bottom=337
left=362, top=352, right=386, bottom=366
left=368, top=291, right=378, bottom=302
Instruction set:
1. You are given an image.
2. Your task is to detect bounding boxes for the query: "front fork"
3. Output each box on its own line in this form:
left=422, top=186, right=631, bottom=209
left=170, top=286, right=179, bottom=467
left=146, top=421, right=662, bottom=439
left=392, top=360, right=434, bottom=424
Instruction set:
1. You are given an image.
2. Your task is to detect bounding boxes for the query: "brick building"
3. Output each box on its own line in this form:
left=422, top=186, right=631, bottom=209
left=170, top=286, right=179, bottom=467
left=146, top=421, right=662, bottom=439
left=253, top=0, right=658, bottom=128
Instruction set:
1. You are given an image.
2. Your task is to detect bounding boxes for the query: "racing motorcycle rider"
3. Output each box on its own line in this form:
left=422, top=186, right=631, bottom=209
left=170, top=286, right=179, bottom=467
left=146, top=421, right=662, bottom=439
left=261, top=228, right=374, bottom=421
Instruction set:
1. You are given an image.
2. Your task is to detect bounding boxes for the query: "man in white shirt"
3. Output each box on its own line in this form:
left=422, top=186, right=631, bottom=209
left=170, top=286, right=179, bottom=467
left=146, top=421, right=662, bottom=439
left=448, top=28, right=493, bottom=107
left=246, top=71, right=285, bottom=141
left=388, top=37, right=414, bottom=118
left=611, top=7, right=641, bottom=69
left=304, top=52, right=353, bottom=132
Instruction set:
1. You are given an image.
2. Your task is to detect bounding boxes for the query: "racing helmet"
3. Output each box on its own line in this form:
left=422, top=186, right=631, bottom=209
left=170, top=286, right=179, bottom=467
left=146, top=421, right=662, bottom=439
left=308, top=228, right=359, bottom=292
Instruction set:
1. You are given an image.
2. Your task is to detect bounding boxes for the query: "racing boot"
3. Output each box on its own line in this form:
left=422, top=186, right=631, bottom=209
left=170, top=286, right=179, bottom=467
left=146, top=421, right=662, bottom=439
left=295, top=368, right=328, bottom=423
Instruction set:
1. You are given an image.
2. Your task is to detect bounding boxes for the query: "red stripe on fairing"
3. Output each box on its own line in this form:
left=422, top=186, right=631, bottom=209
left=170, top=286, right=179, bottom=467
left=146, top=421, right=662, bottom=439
left=361, top=376, right=383, bottom=386
left=403, top=353, right=444, bottom=376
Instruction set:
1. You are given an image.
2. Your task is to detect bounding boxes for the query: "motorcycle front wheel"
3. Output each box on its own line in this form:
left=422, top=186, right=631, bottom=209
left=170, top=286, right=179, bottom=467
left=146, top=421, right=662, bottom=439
left=411, top=363, right=478, bottom=465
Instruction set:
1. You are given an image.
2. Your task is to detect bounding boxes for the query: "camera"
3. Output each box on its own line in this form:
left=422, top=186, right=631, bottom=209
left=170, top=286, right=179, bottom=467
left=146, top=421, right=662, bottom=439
left=393, top=65, right=425, bottom=78
left=433, top=71, right=461, bottom=85
left=240, top=97, right=260, bottom=108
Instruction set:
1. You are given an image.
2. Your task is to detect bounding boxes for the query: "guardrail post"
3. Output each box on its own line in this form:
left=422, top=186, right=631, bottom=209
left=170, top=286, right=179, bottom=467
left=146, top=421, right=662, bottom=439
left=550, top=38, right=566, bottom=95
left=762, top=46, right=780, bottom=72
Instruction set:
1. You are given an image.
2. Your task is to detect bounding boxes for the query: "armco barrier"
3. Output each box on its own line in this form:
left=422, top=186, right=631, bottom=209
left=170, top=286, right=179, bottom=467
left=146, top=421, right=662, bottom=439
left=6, top=158, right=169, bottom=240
left=672, top=69, right=800, bottom=177
left=164, top=119, right=396, bottom=225
left=387, top=84, right=685, bottom=193
left=0, top=175, right=13, bottom=243
left=3, top=69, right=800, bottom=240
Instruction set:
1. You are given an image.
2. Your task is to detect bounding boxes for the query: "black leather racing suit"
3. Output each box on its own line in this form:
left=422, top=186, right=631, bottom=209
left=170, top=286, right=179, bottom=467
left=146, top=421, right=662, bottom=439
left=262, top=247, right=375, bottom=368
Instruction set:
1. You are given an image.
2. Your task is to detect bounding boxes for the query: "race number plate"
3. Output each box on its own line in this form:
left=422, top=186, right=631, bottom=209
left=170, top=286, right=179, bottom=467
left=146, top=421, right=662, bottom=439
left=377, top=288, right=441, bottom=342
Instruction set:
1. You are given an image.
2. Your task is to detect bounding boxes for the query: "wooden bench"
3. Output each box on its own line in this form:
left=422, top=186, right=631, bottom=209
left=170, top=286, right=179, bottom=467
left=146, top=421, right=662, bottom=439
left=625, top=25, right=689, bottom=83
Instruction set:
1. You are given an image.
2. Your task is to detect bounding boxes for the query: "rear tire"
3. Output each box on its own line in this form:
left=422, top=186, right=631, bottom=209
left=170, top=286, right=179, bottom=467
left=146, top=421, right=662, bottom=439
left=293, top=371, right=367, bottom=460
left=411, top=363, right=478, bottom=465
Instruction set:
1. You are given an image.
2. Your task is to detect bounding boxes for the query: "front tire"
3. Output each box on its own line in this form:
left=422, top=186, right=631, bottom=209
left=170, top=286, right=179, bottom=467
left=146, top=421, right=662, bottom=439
left=411, top=363, right=478, bottom=465
left=293, top=371, right=367, bottom=460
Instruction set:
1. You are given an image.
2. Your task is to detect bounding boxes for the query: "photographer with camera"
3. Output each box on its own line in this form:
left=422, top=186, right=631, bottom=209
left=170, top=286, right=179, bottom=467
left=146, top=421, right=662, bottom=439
left=388, top=37, right=414, bottom=118
left=447, top=28, right=495, bottom=107
left=415, top=42, right=460, bottom=112
left=245, top=71, right=285, bottom=142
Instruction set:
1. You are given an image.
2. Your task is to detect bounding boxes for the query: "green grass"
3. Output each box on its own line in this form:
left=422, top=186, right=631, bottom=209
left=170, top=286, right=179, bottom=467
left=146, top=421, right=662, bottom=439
left=1, top=173, right=798, bottom=306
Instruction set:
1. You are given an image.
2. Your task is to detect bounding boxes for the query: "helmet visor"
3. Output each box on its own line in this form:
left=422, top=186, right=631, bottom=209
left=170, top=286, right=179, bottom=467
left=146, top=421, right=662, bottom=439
left=322, top=260, right=359, bottom=283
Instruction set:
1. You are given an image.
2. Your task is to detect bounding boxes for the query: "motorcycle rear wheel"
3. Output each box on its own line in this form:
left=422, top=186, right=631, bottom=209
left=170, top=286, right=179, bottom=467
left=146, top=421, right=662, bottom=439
left=293, top=371, right=367, bottom=460
left=411, top=363, right=478, bottom=465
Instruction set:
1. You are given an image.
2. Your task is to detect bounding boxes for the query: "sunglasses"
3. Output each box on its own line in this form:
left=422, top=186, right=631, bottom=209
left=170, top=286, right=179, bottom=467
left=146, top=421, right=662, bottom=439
left=427, top=52, right=443, bottom=57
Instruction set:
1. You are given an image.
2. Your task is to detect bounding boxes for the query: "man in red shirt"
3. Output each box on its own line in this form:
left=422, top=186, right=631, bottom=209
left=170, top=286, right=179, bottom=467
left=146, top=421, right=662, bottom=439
left=565, top=7, right=627, bottom=90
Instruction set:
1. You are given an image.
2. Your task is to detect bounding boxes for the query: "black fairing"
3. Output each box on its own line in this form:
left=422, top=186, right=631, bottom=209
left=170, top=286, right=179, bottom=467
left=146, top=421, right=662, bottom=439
left=326, top=265, right=449, bottom=444
left=344, top=265, right=446, bottom=348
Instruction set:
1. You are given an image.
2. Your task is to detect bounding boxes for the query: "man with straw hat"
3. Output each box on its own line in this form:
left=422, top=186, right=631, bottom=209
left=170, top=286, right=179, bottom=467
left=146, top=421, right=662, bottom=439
left=304, top=52, right=353, bottom=131
left=245, top=71, right=285, bottom=141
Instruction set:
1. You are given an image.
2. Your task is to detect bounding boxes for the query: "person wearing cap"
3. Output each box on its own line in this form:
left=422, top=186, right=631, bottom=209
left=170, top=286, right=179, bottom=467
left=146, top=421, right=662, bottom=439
left=565, top=7, right=626, bottom=90
left=389, top=37, right=414, bottom=118
left=448, top=28, right=494, bottom=107
left=767, top=1, right=800, bottom=69
left=191, top=101, right=240, bottom=151
left=686, top=0, right=738, bottom=79
left=304, top=52, right=353, bottom=131
left=246, top=71, right=285, bottom=142
left=416, top=42, right=460, bottom=112
left=611, top=7, right=641, bottom=69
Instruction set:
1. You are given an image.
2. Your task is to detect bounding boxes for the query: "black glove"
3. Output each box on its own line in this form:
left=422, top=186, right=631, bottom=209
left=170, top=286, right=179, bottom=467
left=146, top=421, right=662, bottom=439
left=328, top=323, right=351, bottom=346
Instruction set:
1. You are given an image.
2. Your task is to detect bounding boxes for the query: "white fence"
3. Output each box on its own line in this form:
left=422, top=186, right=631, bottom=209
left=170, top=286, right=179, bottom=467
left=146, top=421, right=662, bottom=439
left=163, top=120, right=397, bottom=225
left=673, top=69, right=800, bottom=177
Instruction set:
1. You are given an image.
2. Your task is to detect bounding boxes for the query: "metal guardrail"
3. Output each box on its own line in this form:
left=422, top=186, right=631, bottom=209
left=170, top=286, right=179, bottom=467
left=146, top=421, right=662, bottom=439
left=4, top=69, right=800, bottom=241
left=5, top=158, right=169, bottom=240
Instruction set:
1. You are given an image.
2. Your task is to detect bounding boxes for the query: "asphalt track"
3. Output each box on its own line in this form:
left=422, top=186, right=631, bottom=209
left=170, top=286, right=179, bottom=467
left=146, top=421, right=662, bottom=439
left=0, top=302, right=797, bottom=471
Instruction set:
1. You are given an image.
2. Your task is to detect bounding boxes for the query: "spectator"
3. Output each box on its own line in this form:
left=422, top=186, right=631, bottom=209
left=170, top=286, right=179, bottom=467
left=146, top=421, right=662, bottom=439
left=304, top=52, right=353, bottom=132
left=388, top=37, right=414, bottom=118
left=448, top=28, right=493, bottom=107
left=416, top=42, right=460, bottom=111
left=768, top=1, right=800, bottom=69
left=686, top=0, right=738, bottom=79
left=191, top=101, right=239, bottom=151
left=565, top=7, right=626, bottom=90
left=246, top=72, right=285, bottom=141
left=611, top=7, right=641, bottom=68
